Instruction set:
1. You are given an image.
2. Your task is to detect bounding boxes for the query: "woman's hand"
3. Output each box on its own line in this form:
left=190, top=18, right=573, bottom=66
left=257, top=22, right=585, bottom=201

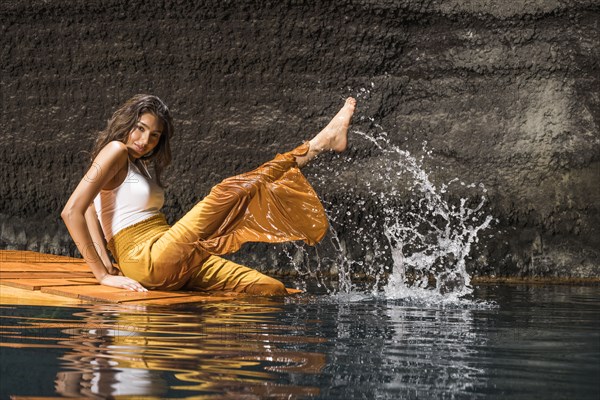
left=100, top=274, right=148, bottom=292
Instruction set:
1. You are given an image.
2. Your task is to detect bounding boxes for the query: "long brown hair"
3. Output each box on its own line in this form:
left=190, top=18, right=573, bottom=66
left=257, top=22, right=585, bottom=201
left=90, top=94, right=174, bottom=187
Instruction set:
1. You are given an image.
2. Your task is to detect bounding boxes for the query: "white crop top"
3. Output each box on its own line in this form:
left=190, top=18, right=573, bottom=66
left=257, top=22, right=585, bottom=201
left=93, top=159, right=165, bottom=242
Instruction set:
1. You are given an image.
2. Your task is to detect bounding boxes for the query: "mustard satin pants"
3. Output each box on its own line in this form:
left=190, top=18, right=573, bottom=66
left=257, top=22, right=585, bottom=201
left=107, top=142, right=328, bottom=295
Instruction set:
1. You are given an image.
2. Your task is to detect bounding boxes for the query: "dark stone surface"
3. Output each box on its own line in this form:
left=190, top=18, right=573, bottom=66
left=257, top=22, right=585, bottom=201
left=1, top=0, right=599, bottom=278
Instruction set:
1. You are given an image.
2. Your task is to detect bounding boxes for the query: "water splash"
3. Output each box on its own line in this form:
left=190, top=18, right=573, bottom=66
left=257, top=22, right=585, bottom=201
left=285, top=115, right=493, bottom=304
left=354, top=130, right=494, bottom=302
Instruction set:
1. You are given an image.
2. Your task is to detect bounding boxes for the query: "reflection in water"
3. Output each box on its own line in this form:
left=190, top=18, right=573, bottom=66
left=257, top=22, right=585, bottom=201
left=380, top=306, right=486, bottom=398
left=1, top=296, right=489, bottom=399
left=1, top=286, right=598, bottom=399
left=304, top=299, right=488, bottom=399
left=54, top=301, right=325, bottom=398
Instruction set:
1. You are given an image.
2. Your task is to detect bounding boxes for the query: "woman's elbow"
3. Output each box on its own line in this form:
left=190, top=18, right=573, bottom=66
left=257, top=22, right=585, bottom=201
left=60, top=207, right=71, bottom=222
left=61, top=205, right=80, bottom=222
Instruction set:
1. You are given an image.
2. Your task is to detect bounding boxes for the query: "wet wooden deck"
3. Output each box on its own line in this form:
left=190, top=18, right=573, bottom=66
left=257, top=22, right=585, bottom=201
left=0, top=250, right=301, bottom=307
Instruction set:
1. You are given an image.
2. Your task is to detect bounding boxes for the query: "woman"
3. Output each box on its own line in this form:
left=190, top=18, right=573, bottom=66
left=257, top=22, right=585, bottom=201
left=61, top=94, right=356, bottom=295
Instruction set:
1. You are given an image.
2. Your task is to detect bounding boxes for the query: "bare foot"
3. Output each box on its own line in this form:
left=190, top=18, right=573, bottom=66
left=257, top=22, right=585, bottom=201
left=314, top=97, right=356, bottom=153
left=297, top=97, right=356, bottom=167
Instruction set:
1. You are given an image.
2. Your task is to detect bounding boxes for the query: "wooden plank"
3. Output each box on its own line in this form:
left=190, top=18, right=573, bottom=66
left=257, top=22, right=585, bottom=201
left=0, top=278, right=99, bottom=291
left=41, top=285, right=191, bottom=304
left=0, top=272, right=94, bottom=279
left=127, top=293, right=242, bottom=305
left=27, top=262, right=88, bottom=267
left=0, top=250, right=82, bottom=263
left=0, top=262, right=90, bottom=272
left=129, top=287, right=304, bottom=305
left=0, top=285, right=84, bottom=307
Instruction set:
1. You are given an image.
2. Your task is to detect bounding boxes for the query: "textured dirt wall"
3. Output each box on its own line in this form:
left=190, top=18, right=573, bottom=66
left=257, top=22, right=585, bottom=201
left=1, top=0, right=599, bottom=278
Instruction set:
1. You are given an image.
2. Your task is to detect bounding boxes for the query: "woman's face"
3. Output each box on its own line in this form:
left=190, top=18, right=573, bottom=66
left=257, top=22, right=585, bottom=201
left=126, top=113, right=163, bottom=159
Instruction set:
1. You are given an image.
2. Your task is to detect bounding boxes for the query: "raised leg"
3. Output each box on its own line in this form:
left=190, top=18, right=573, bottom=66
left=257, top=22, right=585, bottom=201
left=145, top=98, right=356, bottom=291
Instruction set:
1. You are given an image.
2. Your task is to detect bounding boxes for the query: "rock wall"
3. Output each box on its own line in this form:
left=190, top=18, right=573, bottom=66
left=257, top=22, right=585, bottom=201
left=1, top=0, right=598, bottom=278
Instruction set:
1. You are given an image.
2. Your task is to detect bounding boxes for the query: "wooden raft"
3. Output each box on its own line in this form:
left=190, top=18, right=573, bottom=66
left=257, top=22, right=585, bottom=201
left=0, top=250, right=301, bottom=307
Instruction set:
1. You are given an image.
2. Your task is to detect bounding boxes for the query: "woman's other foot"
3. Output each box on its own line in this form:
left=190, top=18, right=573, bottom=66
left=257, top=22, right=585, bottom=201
left=318, top=96, right=356, bottom=153
left=298, top=97, right=357, bottom=167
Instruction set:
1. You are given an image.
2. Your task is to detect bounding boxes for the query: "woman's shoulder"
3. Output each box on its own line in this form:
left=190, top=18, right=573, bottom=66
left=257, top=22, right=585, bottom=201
left=91, top=141, right=130, bottom=178
left=92, top=141, right=130, bottom=191
left=96, top=141, right=129, bottom=162
left=102, top=140, right=128, bottom=153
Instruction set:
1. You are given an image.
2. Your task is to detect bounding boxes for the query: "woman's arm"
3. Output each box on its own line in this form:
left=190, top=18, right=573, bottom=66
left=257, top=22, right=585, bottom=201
left=61, top=141, right=146, bottom=291
left=84, top=203, right=119, bottom=275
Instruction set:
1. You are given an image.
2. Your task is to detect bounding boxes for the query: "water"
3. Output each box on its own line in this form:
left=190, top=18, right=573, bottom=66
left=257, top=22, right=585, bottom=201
left=1, top=284, right=599, bottom=399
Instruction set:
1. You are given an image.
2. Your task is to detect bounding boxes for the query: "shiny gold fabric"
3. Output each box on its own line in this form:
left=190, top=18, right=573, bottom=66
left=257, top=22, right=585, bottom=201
left=108, top=142, right=328, bottom=293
